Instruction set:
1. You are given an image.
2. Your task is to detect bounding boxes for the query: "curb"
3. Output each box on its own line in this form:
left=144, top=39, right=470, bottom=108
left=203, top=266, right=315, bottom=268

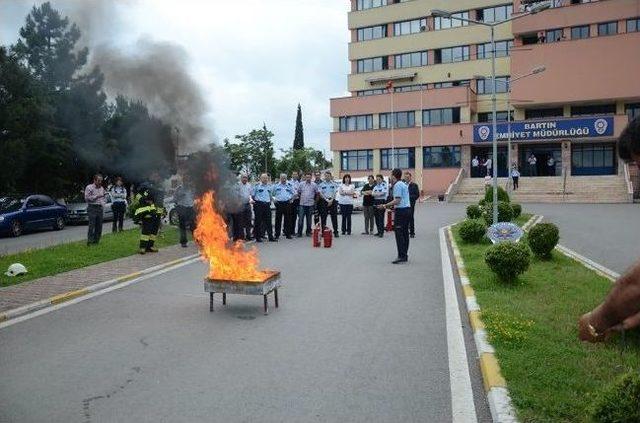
left=0, top=253, right=200, bottom=323
left=447, top=225, right=519, bottom=423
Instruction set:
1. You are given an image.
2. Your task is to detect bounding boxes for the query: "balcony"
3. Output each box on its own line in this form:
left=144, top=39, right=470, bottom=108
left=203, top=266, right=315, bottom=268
left=511, top=0, right=637, bottom=35
left=330, top=85, right=477, bottom=117
left=510, top=31, right=640, bottom=105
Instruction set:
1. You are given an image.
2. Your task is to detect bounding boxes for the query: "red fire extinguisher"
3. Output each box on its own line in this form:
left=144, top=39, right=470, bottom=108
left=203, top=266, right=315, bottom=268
left=312, top=224, right=321, bottom=248
left=386, top=209, right=394, bottom=232
left=323, top=227, right=333, bottom=248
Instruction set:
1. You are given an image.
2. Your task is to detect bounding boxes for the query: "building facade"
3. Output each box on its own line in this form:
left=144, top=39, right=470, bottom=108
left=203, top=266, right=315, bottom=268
left=330, top=0, right=640, bottom=195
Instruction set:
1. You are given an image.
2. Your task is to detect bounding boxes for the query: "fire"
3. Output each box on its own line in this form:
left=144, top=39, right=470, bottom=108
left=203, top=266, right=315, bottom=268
left=194, top=191, right=270, bottom=282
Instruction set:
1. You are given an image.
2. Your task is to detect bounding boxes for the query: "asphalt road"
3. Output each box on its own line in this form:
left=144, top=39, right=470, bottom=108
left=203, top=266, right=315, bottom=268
left=0, top=219, right=135, bottom=256
left=0, top=203, right=496, bottom=423
left=527, top=203, right=640, bottom=274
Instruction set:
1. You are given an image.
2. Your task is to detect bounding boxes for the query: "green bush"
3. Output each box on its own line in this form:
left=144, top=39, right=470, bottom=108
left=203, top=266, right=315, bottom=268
left=479, top=198, right=487, bottom=207
left=511, top=203, right=522, bottom=219
left=459, top=219, right=486, bottom=244
left=527, top=222, right=560, bottom=259
left=466, top=204, right=482, bottom=219
left=484, top=185, right=510, bottom=204
left=484, top=241, right=531, bottom=283
left=482, top=201, right=514, bottom=225
left=590, top=372, right=640, bottom=423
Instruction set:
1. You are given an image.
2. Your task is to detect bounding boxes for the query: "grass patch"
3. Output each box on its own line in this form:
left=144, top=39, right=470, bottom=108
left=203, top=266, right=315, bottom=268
left=452, top=221, right=640, bottom=423
left=0, top=226, right=180, bottom=288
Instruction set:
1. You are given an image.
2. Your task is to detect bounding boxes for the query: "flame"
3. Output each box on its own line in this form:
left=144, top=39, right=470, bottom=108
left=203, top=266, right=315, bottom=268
left=194, top=191, right=269, bottom=282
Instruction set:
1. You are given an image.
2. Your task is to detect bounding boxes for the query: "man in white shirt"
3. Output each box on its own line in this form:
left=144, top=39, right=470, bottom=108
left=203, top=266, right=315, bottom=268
left=471, top=156, right=480, bottom=177
left=528, top=153, right=538, bottom=176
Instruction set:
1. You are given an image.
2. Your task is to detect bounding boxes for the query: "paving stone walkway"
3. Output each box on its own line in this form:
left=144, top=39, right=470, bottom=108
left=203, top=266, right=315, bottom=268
left=0, top=244, right=199, bottom=313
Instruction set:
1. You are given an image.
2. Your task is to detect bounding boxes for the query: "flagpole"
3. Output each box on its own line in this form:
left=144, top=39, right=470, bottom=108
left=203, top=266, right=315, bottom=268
left=390, top=83, right=395, bottom=168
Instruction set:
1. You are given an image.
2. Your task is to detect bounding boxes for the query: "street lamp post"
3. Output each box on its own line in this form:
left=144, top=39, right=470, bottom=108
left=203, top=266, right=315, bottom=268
left=431, top=2, right=550, bottom=224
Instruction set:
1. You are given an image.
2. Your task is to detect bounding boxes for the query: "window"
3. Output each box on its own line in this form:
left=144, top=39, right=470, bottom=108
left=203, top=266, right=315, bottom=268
left=572, top=143, right=616, bottom=175
left=394, top=18, right=427, bottom=36
left=356, top=89, right=385, bottom=96
left=357, top=56, right=388, bottom=73
left=477, top=111, right=512, bottom=122
left=379, top=111, right=415, bottom=128
left=525, top=108, right=564, bottom=119
left=477, top=40, right=513, bottom=59
left=545, top=29, right=564, bottom=43
left=598, top=21, right=618, bottom=36
left=381, top=148, right=415, bottom=169
left=341, top=150, right=373, bottom=171
left=434, top=80, right=470, bottom=89
left=357, top=25, right=387, bottom=41
left=339, top=115, right=373, bottom=132
left=434, top=12, right=469, bottom=30
left=571, top=25, right=590, bottom=39
left=394, top=51, right=427, bottom=69
left=627, top=18, right=640, bottom=33
left=477, top=77, right=510, bottom=94
left=423, top=146, right=462, bottom=168
left=356, top=0, right=387, bottom=11
left=571, top=104, right=616, bottom=116
left=477, top=4, right=513, bottom=23
left=435, top=45, right=470, bottom=64
left=626, top=103, right=640, bottom=120
left=394, top=84, right=426, bottom=93
left=36, top=195, right=54, bottom=207
left=422, top=108, right=460, bottom=126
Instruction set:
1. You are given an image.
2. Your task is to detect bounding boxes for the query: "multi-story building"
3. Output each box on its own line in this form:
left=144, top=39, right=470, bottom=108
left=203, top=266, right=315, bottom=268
left=330, top=0, right=640, bottom=201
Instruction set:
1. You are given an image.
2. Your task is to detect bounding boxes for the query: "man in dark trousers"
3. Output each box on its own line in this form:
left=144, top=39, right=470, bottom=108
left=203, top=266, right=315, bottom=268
left=404, top=171, right=420, bottom=238
left=84, top=173, right=106, bottom=245
left=252, top=173, right=276, bottom=242
left=173, top=174, right=195, bottom=247
left=378, top=168, right=411, bottom=264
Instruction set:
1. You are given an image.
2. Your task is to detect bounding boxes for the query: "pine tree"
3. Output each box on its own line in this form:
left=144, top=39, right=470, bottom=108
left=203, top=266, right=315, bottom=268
left=293, top=103, right=304, bottom=150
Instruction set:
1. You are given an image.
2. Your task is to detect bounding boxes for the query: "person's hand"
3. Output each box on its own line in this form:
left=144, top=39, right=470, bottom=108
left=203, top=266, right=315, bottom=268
left=578, top=313, right=606, bottom=343
left=376, top=204, right=386, bottom=210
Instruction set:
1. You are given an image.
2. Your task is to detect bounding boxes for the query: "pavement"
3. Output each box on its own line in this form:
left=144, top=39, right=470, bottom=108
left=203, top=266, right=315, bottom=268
left=527, top=203, right=640, bottom=273
left=0, top=203, right=498, bottom=423
left=0, top=219, right=135, bottom=256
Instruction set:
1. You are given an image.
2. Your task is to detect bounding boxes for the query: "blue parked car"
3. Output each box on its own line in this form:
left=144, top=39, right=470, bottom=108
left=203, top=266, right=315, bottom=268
left=0, top=195, right=68, bottom=237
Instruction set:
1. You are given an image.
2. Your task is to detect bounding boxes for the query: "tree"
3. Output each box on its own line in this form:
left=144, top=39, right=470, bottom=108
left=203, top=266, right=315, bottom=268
left=224, top=125, right=276, bottom=178
left=275, top=147, right=331, bottom=176
left=293, top=103, right=304, bottom=150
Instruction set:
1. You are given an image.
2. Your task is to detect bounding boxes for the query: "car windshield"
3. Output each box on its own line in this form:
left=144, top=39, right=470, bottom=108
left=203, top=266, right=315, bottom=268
left=0, top=197, right=25, bottom=213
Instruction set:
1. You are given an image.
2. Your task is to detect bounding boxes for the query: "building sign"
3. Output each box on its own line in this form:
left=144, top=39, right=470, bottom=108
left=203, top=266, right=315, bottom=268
left=473, top=116, right=614, bottom=143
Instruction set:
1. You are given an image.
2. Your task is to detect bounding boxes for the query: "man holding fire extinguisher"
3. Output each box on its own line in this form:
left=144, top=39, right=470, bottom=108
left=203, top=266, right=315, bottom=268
left=378, top=168, right=411, bottom=264
left=317, top=171, right=339, bottom=238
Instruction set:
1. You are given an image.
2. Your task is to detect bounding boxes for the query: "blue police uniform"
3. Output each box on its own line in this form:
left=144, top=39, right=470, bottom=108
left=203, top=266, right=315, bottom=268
left=317, top=180, right=339, bottom=236
left=372, top=182, right=388, bottom=236
left=289, top=179, right=301, bottom=235
left=252, top=183, right=275, bottom=242
left=272, top=182, right=295, bottom=239
left=392, top=180, right=411, bottom=262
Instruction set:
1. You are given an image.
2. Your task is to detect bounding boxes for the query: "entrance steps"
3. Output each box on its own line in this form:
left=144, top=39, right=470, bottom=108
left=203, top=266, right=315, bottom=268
left=450, top=175, right=631, bottom=203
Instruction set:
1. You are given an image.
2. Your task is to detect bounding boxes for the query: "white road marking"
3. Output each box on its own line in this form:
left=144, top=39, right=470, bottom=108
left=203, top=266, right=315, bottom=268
left=0, top=257, right=201, bottom=330
left=439, top=227, right=478, bottom=423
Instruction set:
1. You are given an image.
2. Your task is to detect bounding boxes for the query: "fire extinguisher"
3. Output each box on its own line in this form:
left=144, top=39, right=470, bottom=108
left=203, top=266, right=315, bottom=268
left=323, top=227, right=333, bottom=248
left=386, top=209, right=394, bottom=232
left=312, top=224, right=321, bottom=248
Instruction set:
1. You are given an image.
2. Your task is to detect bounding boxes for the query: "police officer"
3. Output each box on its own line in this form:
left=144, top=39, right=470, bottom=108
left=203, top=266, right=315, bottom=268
left=371, top=174, right=388, bottom=238
left=378, top=168, right=411, bottom=264
left=317, top=171, right=339, bottom=238
left=272, top=173, right=295, bottom=240
left=252, top=173, right=276, bottom=243
left=289, top=171, right=301, bottom=235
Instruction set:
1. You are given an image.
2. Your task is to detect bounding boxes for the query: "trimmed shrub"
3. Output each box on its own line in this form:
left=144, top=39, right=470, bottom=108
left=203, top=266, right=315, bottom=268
left=485, top=241, right=531, bottom=283
left=459, top=219, right=486, bottom=244
left=484, top=185, right=510, bottom=204
left=479, top=198, right=487, bottom=207
left=511, top=203, right=522, bottom=219
left=527, top=222, right=560, bottom=259
left=590, top=372, right=640, bottom=423
left=466, top=204, right=482, bottom=219
left=482, top=201, right=514, bottom=225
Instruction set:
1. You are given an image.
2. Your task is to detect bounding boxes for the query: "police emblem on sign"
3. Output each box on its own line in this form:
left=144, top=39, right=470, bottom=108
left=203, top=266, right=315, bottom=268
left=478, top=125, right=491, bottom=141
left=487, top=222, right=524, bottom=244
left=594, top=118, right=608, bottom=135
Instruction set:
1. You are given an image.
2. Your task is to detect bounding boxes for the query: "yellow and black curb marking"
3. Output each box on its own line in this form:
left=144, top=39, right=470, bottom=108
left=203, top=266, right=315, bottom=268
left=0, top=253, right=200, bottom=323
left=445, top=215, right=541, bottom=423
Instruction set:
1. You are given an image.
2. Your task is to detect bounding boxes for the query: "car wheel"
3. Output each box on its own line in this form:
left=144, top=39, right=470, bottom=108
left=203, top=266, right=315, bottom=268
left=53, top=216, right=65, bottom=231
left=169, top=209, right=179, bottom=226
left=10, top=221, right=22, bottom=237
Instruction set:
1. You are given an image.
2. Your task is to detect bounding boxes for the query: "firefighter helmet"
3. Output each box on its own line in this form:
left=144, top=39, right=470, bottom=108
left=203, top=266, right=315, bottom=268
left=5, top=263, right=27, bottom=277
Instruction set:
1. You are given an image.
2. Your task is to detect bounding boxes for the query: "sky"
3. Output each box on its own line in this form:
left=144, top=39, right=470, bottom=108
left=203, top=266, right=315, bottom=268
left=0, top=0, right=350, bottom=155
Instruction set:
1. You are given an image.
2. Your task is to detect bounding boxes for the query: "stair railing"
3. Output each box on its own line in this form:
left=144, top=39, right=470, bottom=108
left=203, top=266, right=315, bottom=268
left=445, top=167, right=466, bottom=202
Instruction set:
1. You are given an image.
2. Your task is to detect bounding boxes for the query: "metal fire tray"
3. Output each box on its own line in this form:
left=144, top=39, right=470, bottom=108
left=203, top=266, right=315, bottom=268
left=204, top=270, right=281, bottom=315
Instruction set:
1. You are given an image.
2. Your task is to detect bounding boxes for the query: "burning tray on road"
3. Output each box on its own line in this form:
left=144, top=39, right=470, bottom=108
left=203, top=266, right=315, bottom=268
left=204, top=270, right=281, bottom=315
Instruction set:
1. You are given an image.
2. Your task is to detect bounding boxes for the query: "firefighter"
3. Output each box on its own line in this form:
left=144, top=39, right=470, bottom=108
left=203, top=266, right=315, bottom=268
left=132, top=189, right=160, bottom=254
